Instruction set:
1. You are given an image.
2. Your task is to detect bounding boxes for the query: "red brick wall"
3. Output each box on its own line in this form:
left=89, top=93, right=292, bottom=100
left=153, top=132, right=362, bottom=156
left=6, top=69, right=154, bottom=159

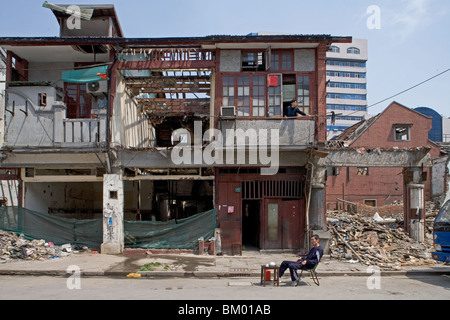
left=351, top=102, right=432, bottom=149
left=326, top=102, right=440, bottom=209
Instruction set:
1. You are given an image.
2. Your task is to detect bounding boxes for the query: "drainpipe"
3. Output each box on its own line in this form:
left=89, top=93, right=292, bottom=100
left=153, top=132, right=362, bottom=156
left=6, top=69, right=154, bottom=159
left=305, top=155, right=314, bottom=250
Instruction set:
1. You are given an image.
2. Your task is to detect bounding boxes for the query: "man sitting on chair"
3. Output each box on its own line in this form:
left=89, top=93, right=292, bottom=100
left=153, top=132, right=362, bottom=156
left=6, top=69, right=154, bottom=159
left=279, top=234, right=323, bottom=285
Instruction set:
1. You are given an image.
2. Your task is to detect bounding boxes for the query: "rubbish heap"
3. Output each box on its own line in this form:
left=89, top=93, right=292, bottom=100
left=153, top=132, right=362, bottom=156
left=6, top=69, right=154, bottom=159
left=327, top=207, right=437, bottom=270
left=0, top=230, right=84, bottom=263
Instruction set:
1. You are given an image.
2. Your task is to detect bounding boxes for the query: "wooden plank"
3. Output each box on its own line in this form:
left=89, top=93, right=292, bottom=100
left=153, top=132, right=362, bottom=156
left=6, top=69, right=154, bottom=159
left=117, top=60, right=215, bottom=70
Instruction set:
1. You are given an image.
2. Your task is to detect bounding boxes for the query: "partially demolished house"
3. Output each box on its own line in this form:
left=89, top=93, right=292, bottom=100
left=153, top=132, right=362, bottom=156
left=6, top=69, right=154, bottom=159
left=2, top=4, right=433, bottom=254
left=325, top=101, right=447, bottom=240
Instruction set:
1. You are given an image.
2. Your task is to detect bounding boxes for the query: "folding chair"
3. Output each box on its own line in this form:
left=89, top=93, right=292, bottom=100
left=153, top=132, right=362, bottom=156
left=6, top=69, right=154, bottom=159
left=300, top=262, right=320, bottom=286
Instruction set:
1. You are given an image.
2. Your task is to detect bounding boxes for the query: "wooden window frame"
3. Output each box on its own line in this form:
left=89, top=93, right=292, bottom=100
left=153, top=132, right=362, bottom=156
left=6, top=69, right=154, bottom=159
left=64, top=82, right=92, bottom=119
left=270, top=50, right=294, bottom=72
left=220, top=70, right=315, bottom=118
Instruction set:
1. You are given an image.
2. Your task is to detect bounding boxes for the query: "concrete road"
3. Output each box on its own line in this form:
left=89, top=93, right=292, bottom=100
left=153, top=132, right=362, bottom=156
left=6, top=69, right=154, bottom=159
left=0, top=274, right=449, bottom=301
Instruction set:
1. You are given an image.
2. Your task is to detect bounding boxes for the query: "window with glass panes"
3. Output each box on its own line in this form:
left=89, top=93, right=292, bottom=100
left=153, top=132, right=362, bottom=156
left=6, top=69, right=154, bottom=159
left=222, top=75, right=267, bottom=117
left=237, top=76, right=250, bottom=116
left=222, top=76, right=235, bottom=107
left=297, top=75, right=310, bottom=115
left=252, top=75, right=265, bottom=116
left=282, top=53, right=292, bottom=70
left=271, top=53, right=279, bottom=70
left=268, top=75, right=282, bottom=116
left=270, top=51, right=293, bottom=71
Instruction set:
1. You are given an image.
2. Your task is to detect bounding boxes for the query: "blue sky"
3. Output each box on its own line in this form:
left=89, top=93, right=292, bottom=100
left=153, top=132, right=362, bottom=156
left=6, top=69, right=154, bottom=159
left=0, top=0, right=449, bottom=116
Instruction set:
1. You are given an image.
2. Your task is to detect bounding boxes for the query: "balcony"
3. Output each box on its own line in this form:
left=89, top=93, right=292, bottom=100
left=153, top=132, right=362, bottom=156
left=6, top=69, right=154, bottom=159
left=218, top=117, right=315, bottom=149
left=3, top=86, right=107, bottom=150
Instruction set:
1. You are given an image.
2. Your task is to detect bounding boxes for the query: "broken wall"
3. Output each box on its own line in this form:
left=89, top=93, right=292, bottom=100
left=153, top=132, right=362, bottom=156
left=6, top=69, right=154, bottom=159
left=111, top=73, right=155, bottom=148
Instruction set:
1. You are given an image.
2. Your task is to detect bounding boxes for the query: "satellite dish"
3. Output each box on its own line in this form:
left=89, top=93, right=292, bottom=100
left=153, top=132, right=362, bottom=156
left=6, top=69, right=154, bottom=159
left=88, top=81, right=100, bottom=92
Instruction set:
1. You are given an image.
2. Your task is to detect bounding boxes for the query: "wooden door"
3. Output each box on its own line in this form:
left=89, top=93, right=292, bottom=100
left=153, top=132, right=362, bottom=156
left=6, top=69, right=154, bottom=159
left=281, top=200, right=303, bottom=249
left=262, top=198, right=281, bottom=249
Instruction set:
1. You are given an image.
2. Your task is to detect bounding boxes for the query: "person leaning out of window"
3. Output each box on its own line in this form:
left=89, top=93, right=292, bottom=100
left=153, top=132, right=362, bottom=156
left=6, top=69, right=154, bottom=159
left=285, top=100, right=307, bottom=117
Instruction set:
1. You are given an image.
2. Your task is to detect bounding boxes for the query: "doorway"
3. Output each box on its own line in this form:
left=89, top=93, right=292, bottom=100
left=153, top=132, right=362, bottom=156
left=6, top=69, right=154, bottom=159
left=242, top=200, right=260, bottom=249
left=261, top=198, right=304, bottom=250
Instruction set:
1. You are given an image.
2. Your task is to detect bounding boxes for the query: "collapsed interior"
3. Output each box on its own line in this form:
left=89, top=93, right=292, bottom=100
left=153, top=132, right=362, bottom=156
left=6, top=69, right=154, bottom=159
left=22, top=170, right=213, bottom=222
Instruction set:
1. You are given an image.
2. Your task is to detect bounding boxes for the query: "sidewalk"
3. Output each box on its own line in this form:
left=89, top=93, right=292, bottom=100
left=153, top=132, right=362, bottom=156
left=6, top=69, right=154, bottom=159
left=0, top=249, right=448, bottom=278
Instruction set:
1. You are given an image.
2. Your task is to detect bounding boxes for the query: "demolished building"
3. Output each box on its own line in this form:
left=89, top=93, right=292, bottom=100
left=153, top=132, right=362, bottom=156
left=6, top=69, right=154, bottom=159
left=0, top=4, right=435, bottom=255
left=324, top=102, right=448, bottom=241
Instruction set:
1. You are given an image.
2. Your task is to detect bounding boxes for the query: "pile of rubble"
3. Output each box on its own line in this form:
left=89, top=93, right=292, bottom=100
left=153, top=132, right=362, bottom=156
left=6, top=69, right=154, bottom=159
left=327, top=209, right=438, bottom=270
left=0, top=230, right=85, bottom=263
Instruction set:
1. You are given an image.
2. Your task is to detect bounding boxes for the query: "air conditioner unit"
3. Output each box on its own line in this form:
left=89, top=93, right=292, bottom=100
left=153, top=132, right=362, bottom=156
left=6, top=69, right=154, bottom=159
left=86, top=81, right=108, bottom=96
left=221, top=106, right=236, bottom=117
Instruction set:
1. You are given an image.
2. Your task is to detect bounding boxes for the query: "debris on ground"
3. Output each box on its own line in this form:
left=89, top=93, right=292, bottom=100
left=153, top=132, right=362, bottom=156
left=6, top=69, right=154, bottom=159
left=0, top=230, right=88, bottom=263
left=327, top=206, right=438, bottom=270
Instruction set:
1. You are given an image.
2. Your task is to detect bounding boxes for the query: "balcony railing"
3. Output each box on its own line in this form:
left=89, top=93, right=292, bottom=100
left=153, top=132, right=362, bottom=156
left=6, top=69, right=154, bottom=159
left=4, top=86, right=107, bottom=149
left=63, top=118, right=101, bottom=145
left=218, top=117, right=315, bottom=148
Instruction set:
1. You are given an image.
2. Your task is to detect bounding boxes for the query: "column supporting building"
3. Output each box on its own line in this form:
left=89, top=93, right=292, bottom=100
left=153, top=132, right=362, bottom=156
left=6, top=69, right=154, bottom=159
left=101, top=173, right=124, bottom=255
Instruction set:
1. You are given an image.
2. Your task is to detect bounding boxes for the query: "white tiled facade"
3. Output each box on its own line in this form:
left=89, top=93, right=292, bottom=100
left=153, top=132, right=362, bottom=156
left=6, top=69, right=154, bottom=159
left=326, top=39, right=368, bottom=140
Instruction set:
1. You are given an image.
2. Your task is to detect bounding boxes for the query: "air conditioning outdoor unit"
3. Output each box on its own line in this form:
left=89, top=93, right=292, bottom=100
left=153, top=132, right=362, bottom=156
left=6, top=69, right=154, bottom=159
left=221, top=106, right=236, bottom=117
left=86, top=81, right=108, bottom=96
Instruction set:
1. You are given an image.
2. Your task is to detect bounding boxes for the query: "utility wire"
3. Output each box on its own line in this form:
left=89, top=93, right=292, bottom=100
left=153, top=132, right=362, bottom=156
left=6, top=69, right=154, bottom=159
left=366, top=67, right=450, bottom=110
left=327, top=67, right=450, bottom=125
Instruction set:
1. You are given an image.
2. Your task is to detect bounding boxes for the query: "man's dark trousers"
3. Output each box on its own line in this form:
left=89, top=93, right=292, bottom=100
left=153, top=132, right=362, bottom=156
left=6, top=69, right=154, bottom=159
left=279, top=260, right=310, bottom=281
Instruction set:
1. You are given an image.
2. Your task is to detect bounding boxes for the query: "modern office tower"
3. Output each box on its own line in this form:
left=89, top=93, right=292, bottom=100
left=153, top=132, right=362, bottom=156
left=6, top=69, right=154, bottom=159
left=326, top=39, right=368, bottom=140
left=0, top=48, right=5, bottom=146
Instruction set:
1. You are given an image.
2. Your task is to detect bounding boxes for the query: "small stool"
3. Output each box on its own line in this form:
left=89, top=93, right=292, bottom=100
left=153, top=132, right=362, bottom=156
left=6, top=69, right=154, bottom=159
left=260, top=265, right=280, bottom=287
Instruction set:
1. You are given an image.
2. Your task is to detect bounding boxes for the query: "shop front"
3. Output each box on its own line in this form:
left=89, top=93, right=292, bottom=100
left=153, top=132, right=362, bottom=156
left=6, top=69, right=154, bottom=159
left=215, top=168, right=307, bottom=254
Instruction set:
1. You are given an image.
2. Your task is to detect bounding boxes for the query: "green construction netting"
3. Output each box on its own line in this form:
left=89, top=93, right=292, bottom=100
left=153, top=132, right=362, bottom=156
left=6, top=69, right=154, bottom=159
left=0, top=206, right=103, bottom=248
left=124, top=209, right=217, bottom=249
left=0, top=207, right=217, bottom=250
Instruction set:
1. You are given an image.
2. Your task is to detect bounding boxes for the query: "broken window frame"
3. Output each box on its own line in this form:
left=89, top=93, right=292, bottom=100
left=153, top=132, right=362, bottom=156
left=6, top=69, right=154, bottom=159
left=363, top=199, right=377, bottom=207
left=356, top=167, right=369, bottom=176
left=327, top=167, right=339, bottom=176
left=241, top=50, right=266, bottom=71
left=393, top=124, right=411, bottom=142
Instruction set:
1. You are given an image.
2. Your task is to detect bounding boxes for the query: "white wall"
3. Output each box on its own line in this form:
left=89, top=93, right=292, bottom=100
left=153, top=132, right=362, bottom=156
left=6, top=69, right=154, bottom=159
left=24, top=182, right=103, bottom=214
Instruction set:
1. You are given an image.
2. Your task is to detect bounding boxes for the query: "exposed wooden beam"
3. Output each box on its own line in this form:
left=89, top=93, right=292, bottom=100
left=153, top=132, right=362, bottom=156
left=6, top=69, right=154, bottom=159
left=117, top=60, right=215, bottom=70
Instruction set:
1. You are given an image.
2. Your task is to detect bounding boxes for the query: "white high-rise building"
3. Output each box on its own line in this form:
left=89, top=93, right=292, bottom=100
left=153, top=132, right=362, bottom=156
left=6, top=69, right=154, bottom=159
left=0, top=48, right=6, bottom=146
left=326, top=39, right=368, bottom=140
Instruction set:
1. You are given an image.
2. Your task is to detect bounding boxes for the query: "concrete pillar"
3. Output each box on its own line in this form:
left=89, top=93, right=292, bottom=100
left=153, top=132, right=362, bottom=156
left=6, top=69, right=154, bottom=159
left=101, top=173, right=124, bottom=254
left=309, top=183, right=325, bottom=230
left=97, top=108, right=108, bottom=143
left=309, top=166, right=327, bottom=230
left=53, top=102, right=66, bottom=144
left=407, top=183, right=425, bottom=243
left=308, top=166, right=332, bottom=253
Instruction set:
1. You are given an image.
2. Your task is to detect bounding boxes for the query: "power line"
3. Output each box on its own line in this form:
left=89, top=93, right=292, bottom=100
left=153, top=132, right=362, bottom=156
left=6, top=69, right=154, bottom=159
left=327, top=67, right=450, bottom=126
left=366, top=67, right=450, bottom=109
